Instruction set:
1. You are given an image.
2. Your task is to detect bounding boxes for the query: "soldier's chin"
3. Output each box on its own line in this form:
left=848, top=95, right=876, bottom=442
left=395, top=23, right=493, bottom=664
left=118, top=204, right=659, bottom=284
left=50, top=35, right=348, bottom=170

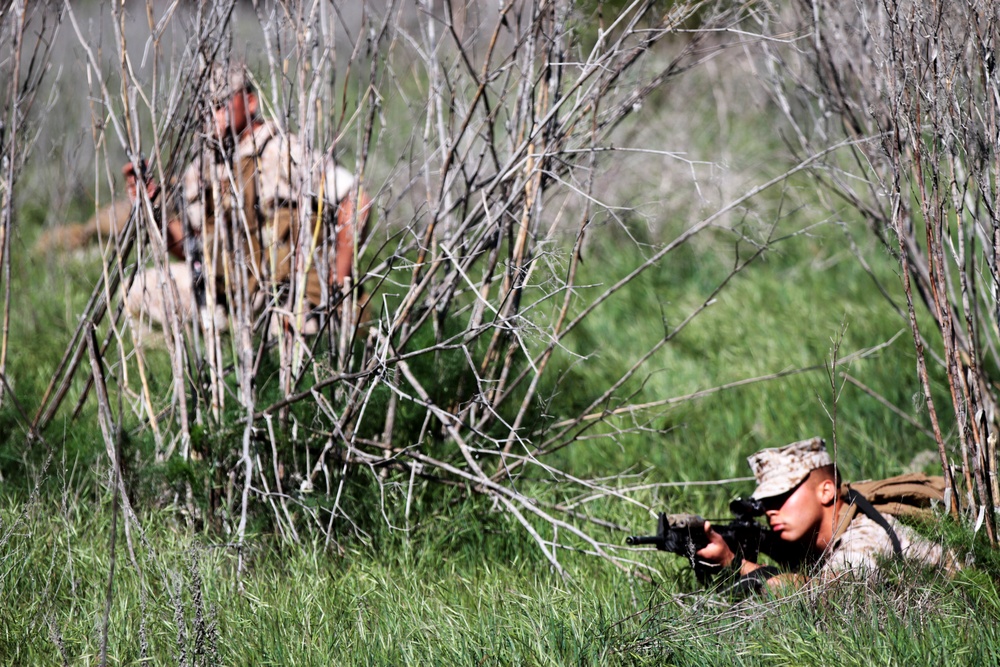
left=771, top=525, right=795, bottom=541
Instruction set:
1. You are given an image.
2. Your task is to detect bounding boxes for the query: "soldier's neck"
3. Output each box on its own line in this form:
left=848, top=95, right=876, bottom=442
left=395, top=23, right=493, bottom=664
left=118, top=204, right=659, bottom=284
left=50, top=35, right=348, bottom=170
left=812, top=496, right=842, bottom=552
left=237, top=119, right=266, bottom=141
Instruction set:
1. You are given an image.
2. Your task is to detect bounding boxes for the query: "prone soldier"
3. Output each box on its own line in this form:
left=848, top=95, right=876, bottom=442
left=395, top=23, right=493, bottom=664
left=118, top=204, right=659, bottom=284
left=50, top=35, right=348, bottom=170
left=693, top=437, right=958, bottom=591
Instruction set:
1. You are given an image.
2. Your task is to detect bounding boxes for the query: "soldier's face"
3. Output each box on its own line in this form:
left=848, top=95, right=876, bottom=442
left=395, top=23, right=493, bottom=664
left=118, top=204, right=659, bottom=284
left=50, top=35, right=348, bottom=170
left=214, top=90, right=254, bottom=139
left=762, top=472, right=827, bottom=544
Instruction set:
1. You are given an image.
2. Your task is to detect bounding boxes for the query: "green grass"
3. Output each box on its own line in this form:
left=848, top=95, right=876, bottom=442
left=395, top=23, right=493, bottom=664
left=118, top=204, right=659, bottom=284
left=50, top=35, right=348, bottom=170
left=622, top=554, right=1000, bottom=666
left=2, top=479, right=998, bottom=665
left=0, top=479, right=636, bottom=665
left=3, top=194, right=993, bottom=664
left=532, top=211, right=948, bottom=495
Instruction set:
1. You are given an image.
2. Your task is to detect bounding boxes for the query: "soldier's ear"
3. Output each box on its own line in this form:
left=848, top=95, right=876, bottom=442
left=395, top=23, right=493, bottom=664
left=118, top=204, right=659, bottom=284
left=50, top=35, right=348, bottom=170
left=816, top=478, right=837, bottom=506
left=247, top=91, right=260, bottom=118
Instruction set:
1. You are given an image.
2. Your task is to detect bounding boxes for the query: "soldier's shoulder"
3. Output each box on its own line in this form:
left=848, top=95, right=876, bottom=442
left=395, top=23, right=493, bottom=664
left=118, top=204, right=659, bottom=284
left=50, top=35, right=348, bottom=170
left=834, top=511, right=953, bottom=571
left=837, top=513, right=893, bottom=555
left=238, top=121, right=282, bottom=160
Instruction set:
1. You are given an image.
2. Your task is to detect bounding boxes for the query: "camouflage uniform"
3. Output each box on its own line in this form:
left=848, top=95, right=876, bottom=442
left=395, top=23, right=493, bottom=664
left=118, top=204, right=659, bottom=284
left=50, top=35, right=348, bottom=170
left=127, top=68, right=357, bottom=331
left=179, top=119, right=356, bottom=308
left=819, top=512, right=952, bottom=575
left=180, top=120, right=355, bottom=235
left=748, top=437, right=954, bottom=575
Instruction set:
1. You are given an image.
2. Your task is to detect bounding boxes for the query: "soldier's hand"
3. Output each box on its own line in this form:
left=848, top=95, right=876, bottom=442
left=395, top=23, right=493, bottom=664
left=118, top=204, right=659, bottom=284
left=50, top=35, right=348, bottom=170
left=122, top=160, right=158, bottom=203
left=695, top=520, right=737, bottom=568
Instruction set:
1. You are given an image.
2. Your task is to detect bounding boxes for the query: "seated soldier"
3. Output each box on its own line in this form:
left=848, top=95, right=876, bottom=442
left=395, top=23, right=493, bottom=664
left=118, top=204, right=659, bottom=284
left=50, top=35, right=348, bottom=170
left=697, top=437, right=957, bottom=590
left=124, top=61, right=371, bottom=334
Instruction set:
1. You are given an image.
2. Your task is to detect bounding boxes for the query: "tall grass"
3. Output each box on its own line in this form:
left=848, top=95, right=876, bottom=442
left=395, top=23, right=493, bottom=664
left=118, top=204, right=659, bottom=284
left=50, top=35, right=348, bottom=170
left=2, top=472, right=998, bottom=665
left=4, top=151, right=990, bottom=664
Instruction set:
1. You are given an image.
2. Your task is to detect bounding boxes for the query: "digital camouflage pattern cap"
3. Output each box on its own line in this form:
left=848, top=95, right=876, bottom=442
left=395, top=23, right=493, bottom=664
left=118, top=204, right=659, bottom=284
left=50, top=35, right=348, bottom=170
left=747, top=437, right=832, bottom=500
left=207, top=61, right=253, bottom=106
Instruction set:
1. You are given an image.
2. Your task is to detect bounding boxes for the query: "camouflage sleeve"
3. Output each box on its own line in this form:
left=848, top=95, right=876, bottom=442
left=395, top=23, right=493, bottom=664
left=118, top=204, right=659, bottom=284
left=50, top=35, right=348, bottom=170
left=180, top=156, right=208, bottom=233
left=256, top=127, right=355, bottom=211
left=321, top=155, right=356, bottom=205
left=295, top=137, right=354, bottom=205
left=819, top=514, right=954, bottom=576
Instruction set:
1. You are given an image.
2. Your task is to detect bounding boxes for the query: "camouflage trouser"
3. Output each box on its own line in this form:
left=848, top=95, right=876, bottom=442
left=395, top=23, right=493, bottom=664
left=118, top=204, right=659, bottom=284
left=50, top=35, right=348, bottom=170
left=124, top=262, right=363, bottom=336
left=125, top=263, right=229, bottom=332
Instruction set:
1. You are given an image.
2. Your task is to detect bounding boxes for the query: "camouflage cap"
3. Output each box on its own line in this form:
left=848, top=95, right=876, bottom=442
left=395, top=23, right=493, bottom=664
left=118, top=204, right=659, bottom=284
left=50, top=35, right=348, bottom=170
left=747, top=437, right=832, bottom=500
left=207, top=61, right=254, bottom=106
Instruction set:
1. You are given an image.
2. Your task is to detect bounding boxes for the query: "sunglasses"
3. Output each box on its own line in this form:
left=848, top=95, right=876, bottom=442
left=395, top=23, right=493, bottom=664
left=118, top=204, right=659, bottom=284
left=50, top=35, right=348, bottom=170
left=757, top=476, right=808, bottom=512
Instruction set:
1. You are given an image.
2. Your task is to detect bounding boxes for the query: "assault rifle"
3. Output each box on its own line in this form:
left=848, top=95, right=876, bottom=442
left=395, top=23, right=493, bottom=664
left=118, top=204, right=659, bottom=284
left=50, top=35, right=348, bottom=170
left=626, top=497, right=806, bottom=583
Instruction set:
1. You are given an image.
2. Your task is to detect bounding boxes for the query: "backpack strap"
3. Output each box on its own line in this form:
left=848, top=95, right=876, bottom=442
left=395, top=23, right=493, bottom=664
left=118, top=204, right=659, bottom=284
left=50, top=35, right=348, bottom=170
left=846, top=473, right=945, bottom=518
left=841, top=489, right=903, bottom=556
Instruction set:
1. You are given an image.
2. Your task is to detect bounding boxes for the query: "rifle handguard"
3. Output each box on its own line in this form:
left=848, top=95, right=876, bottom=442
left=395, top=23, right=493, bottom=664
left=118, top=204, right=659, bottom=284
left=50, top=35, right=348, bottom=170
left=625, top=513, right=709, bottom=552
left=627, top=508, right=804, bottom=583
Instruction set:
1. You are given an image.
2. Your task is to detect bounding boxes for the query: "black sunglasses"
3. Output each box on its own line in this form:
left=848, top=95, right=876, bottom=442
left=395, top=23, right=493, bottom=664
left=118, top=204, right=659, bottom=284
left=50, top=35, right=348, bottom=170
left=757, top=476, right=808, bottom=512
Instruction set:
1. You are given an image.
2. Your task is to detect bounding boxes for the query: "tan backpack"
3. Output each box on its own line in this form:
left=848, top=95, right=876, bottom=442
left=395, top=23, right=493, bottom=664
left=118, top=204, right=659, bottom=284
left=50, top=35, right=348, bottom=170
left=832, top=472, right=946, bottom=548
